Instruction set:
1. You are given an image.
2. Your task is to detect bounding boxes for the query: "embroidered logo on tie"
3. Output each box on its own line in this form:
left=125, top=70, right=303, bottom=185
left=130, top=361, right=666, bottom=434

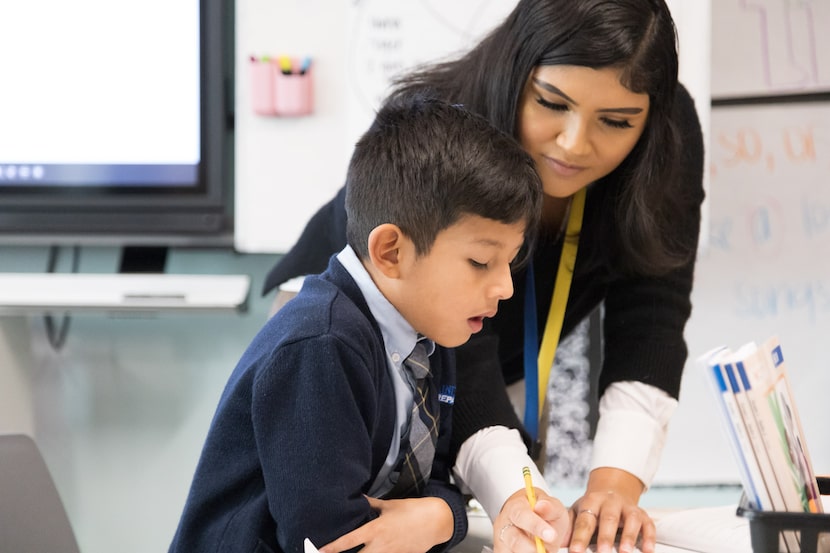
left=438, top=385, right=455, bottom=404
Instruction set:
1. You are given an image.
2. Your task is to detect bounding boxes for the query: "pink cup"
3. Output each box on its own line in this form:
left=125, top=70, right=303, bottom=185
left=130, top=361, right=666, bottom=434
left=250, top=59, right=276, bottom=116
left=273, top=65, right=313, bottom=117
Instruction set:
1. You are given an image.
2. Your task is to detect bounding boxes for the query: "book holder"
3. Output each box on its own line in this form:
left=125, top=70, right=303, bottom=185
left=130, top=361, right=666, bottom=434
left=738, top=477, right=830, bottom=553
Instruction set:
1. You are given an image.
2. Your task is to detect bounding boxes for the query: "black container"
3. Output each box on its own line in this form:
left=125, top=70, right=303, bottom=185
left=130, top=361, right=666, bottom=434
left=737, top=477, right=830, bottom=553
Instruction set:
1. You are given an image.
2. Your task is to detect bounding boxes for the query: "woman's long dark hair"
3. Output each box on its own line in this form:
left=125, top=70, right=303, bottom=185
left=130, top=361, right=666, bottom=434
left=387, top=0, right=694, bottom=275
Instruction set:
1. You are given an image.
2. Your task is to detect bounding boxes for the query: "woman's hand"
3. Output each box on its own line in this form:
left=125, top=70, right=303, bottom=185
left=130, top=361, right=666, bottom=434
left=563, top=468, right=656, bottom=553
left=318, top=496, right=454, bottom=553
left=493, top=488, right=570, bottom=553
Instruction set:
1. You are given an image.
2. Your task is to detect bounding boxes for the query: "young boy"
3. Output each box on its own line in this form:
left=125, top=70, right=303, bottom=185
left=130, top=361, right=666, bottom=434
left=168, top=95, right=542, bottom=553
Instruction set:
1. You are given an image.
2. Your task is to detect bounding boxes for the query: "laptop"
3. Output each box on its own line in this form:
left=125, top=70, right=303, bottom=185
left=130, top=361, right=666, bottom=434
left=0, top=434, right=80, bottom=553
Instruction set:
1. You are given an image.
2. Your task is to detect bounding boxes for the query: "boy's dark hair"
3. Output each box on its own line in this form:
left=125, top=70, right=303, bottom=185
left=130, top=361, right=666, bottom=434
left=345, top=95, right=542, bottom=264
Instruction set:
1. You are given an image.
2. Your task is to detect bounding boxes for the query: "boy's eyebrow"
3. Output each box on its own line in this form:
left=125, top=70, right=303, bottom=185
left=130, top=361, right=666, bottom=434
left=472, top=237, right=524, bottom=258
left=473, top=237, right=505, bottom=247
left=532, top=77, right=644, bottom=115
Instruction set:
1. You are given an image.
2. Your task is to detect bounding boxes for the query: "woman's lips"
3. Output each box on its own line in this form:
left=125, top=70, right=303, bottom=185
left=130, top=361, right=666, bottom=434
left=544, top=155, right=585, bottom=178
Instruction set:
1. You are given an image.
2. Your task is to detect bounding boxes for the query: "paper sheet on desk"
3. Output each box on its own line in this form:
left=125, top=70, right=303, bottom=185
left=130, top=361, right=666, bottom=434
left=469, top=507, right=743, bottom=553
left=482, top=545, right=695, bottom=553
left=486, top=546, right=705, bottom=552
left=652, top=504, right=752, bottom=553
left=311, top=509, right=751, bottom=553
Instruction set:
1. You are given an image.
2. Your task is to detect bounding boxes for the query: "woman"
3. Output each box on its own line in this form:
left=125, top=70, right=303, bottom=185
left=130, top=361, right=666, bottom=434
left=263, top=1, right=705, bottom=552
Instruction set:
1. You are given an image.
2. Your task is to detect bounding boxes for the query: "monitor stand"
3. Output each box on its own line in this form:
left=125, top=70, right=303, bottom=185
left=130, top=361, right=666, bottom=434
left=118, top=246, right=168, bottom=273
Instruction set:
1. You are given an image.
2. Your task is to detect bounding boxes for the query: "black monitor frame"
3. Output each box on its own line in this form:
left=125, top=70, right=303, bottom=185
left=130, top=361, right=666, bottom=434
left=0, top=0, right=235, bottom=249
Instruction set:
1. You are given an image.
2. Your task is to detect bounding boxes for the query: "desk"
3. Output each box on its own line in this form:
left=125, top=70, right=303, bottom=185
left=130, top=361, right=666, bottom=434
left=454, top=503, right=755, bottom=553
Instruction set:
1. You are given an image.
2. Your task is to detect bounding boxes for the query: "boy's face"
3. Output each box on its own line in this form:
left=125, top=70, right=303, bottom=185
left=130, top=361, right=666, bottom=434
left=395, top=215, right=526, bottom=348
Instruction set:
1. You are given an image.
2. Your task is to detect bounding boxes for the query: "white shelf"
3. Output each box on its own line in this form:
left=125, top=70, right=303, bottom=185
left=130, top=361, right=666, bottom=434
left=0, top=273, right=251, bottom=314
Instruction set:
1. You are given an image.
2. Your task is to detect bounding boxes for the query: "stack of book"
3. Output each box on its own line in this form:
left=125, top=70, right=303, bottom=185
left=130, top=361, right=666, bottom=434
left=698, top=336, right=826, bottom=552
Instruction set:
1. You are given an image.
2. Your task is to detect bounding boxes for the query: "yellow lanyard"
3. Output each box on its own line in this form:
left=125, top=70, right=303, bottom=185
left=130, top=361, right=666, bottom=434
left=535, top=187, right=586, bottom=416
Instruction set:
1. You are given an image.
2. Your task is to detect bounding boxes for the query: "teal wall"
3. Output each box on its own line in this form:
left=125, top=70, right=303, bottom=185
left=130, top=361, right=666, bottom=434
left=0, top=245, right=279, bottom=553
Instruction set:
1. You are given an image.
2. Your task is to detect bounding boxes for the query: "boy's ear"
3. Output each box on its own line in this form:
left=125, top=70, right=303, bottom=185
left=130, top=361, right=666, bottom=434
left=367, top=224, right=407, bottom=279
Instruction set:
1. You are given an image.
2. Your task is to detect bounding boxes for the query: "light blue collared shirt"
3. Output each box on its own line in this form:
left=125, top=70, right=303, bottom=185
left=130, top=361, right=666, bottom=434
left=336, top=245, right=435, bottom=497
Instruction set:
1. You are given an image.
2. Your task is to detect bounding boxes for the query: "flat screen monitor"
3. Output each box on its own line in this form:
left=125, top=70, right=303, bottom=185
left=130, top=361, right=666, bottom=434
left=0, top=0, right=233, bottom=247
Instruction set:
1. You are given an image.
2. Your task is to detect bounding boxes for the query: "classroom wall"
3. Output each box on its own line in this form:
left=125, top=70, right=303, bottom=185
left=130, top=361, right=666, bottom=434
left=0, top=246, right=279, bottom=553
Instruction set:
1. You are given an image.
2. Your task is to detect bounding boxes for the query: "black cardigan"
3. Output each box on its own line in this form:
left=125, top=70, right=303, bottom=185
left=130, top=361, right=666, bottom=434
left=262, top=84, right=706, bottom=457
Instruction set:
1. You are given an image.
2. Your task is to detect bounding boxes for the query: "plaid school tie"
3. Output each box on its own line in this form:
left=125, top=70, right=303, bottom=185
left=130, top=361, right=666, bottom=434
left=388, top=340, right=439, bottom=496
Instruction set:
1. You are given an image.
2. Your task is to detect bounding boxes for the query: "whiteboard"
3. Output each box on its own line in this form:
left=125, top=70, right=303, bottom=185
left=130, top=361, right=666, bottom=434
left=234, top=0, right=514, bottom=253
left=711, top=0, right=830, bottom=99
left=655, top=101, right=830, bottom=484
left=234, top=0, right=710, bottom=254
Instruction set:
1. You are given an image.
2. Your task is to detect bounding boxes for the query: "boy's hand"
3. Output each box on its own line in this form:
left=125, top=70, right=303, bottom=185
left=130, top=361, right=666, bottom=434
left=494, top=488, right=569, bottom=553
left=319, top=495, right=453, bottom=553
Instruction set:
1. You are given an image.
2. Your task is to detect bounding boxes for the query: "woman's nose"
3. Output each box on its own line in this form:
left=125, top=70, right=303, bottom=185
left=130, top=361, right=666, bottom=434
left=556, top=116, right=591, bottom=157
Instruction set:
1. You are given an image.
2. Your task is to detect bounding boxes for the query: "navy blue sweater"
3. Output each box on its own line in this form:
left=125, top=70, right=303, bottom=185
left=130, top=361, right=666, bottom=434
left=169, top=257, right=467, bottom=553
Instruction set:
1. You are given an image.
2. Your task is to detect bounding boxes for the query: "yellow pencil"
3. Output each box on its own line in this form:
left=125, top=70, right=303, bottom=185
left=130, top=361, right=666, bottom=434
left=522, top=466, right=546, bottom=553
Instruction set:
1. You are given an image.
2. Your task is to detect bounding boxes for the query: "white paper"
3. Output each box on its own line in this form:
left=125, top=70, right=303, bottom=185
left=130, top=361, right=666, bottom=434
left=653, top=505, right=752, bottom=553
left=304, top=538, right=320, bottom=553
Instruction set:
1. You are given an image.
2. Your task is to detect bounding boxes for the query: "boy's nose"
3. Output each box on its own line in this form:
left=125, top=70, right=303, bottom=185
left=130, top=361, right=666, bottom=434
left=492, top=265, right=515, bottom=300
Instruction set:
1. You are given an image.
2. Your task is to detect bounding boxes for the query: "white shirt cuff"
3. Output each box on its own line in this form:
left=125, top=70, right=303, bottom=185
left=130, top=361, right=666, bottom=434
left=453, top=426, right=549, bottom=522
left=590, top=381, right=678, bottom=489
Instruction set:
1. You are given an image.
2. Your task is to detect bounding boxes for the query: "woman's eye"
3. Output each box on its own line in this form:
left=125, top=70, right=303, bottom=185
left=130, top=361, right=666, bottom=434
left=536, top=96, right=635, bottom=129
left=469, top=259, right=488, bottom=270
left=602, top=117, right=634, bottom=129
left=536, top=97, right=567, bottom=112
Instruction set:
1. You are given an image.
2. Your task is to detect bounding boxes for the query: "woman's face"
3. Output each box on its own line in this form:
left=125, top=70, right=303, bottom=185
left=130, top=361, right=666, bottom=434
left=517, top=65, right=650, bottom=198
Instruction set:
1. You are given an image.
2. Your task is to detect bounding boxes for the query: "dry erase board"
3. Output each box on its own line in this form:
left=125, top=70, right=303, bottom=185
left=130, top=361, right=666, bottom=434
left=712, top=0, right=830, bottom=99
left=656, top=101, right=830, bottom=484
left=234, top=0, right=515, bottom=253
left=233, top=0, right=710, bottom=254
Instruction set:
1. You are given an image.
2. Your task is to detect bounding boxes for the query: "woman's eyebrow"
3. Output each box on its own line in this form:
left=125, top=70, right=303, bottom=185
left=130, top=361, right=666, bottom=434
left=533, top=78, right=576, bottom=104
left=597, top=106, right=644, bottom=115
